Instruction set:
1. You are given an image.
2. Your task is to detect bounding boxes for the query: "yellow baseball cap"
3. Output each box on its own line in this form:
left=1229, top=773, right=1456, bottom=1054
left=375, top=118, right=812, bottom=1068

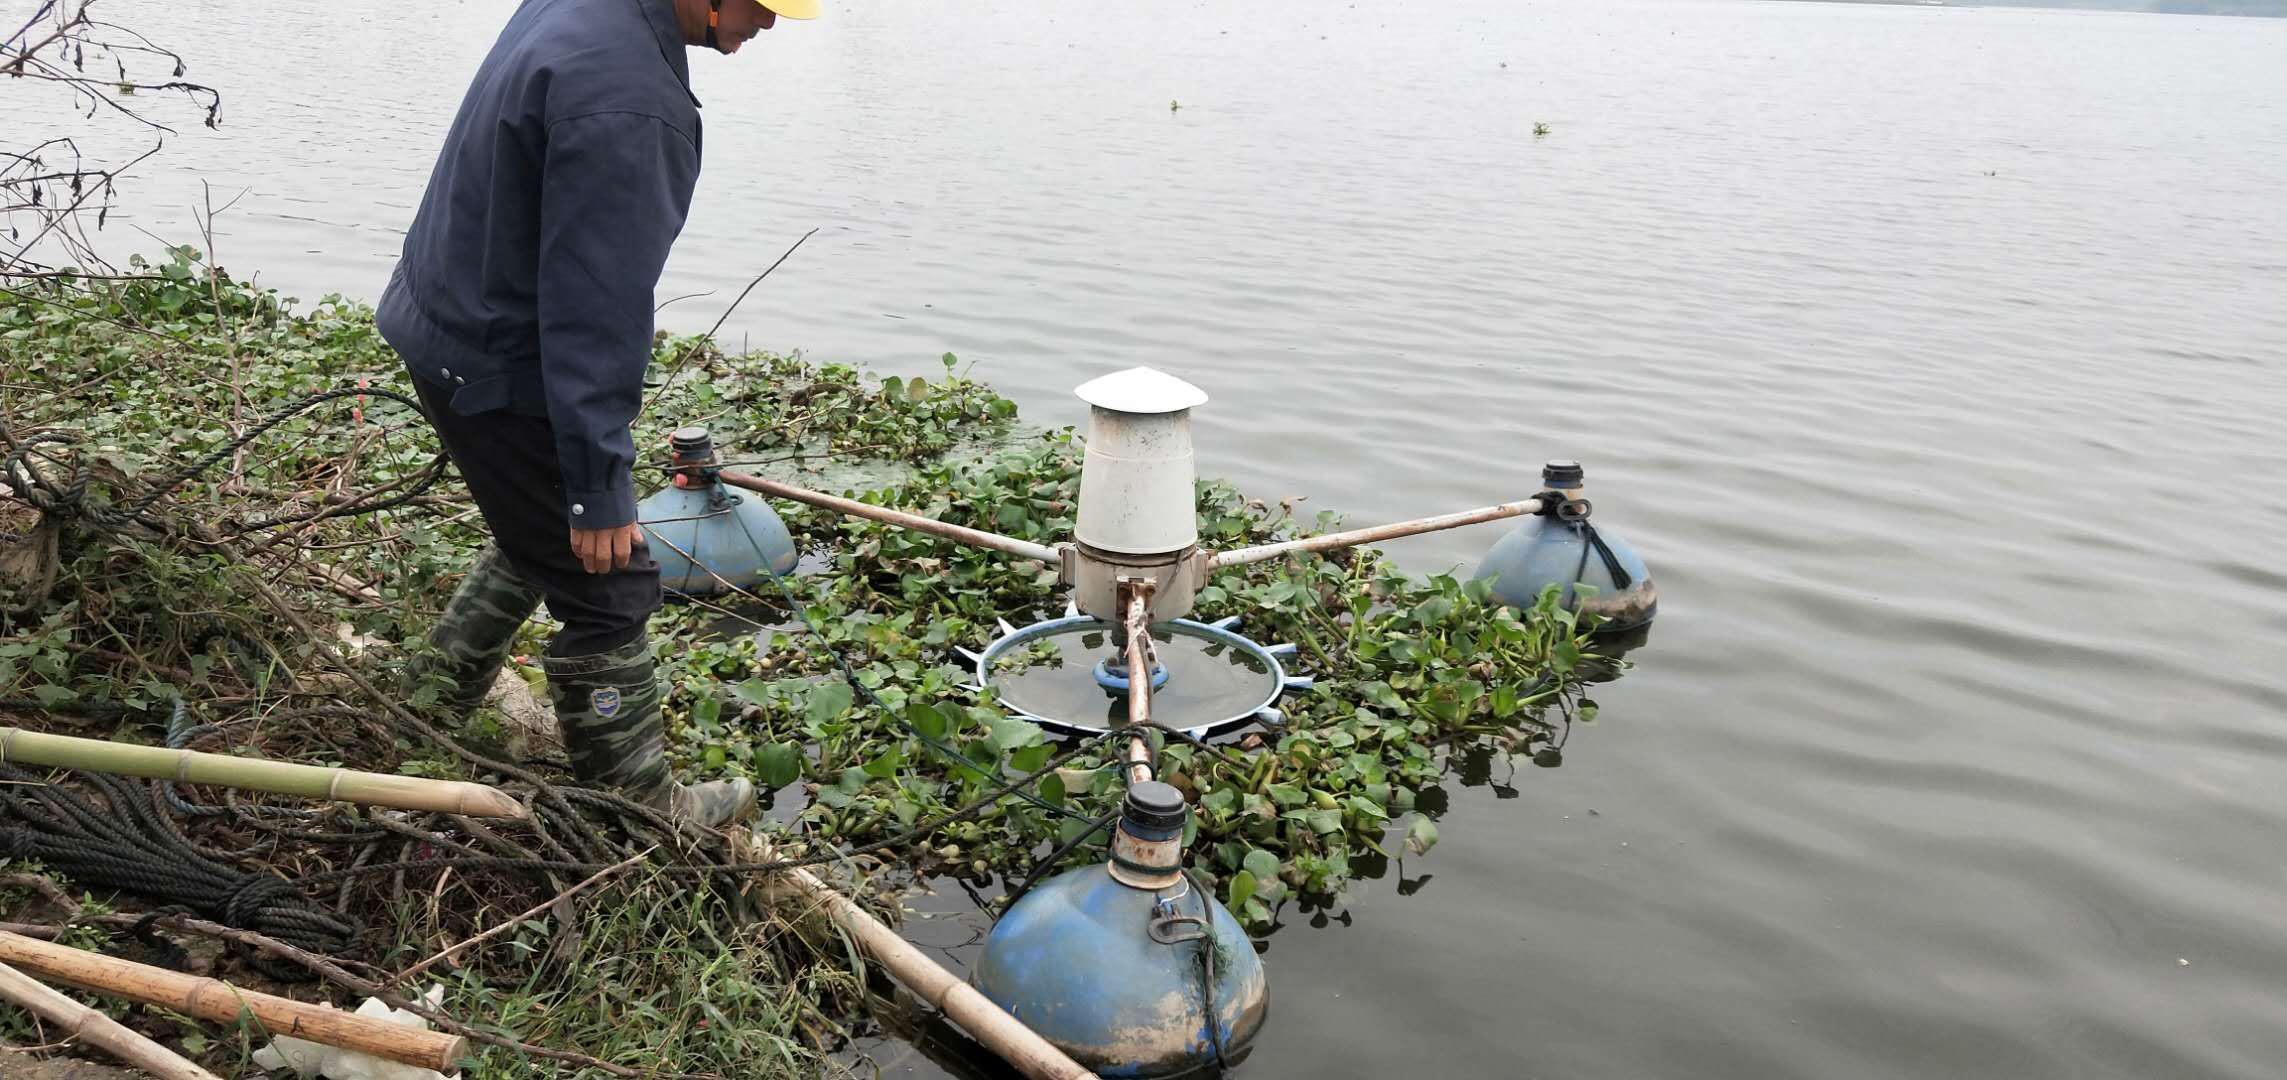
left=756, top=0, right=819, bottom=18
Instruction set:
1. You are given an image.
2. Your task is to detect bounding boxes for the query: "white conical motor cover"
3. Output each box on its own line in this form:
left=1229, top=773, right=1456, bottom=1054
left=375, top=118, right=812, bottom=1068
left=1073, top=368, right=1206, bottom=555
left=1073, top=367, right=1209, bottom=415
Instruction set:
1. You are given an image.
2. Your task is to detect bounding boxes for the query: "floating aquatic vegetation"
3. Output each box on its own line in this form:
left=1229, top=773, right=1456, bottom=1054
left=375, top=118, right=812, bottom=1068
left=644, top=395, right=1617, bottom=931
left=0, top=256, right=1616, bottom=1080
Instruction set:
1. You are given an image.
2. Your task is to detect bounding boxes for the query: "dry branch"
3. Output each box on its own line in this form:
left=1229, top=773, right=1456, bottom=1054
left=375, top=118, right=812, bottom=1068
left=3, top=1, right=223, bottom=278
left=0, top=931, right=467, bottom=1073
left=0, top=958, right=222, bottom=1080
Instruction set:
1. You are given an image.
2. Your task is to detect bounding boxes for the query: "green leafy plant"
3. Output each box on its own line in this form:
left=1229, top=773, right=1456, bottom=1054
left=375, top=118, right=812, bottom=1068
left=1, top=254, right=1617, bottom=1078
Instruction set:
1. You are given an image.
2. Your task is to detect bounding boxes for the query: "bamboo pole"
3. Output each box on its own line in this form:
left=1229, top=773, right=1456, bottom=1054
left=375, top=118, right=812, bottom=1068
left=0, top=727, right=525, bottom=819
left=0, top=959, right=223, bottom=1080
left=716, top=469, right=1066, bottom=566
left=0, top=932, right=469, bottom=1073
left=743, top=841, right=1093, bottom=1080
left=1206, top=496, right=1545, bottom=569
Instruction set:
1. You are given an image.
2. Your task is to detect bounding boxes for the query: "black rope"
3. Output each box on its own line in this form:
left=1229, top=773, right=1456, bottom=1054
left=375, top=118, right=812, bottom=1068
left=0, top=696, right=130, bottom=719
left=0, top=762, right=359, bottom=978
left=0, top=386, right=432, bottom=532
left=1580, top=520, right=1633, bottom=590
left=1, top=432, right=91, bottom=517
left=120, top=386, right=426, bottom=526
left=229, top=452, right=449, bottom=532
left=159, top=696, right=318, bottom=821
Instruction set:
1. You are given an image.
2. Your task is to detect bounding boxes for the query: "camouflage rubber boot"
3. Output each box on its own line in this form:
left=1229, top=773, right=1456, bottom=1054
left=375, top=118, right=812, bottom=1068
left=542, top=637, right=757, bottom=828
left=408, top=544, right=545, bottom=714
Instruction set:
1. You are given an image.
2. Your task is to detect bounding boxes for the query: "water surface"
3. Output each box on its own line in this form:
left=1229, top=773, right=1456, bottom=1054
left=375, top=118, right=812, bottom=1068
left=11, top=1, right=2287, bottom=1076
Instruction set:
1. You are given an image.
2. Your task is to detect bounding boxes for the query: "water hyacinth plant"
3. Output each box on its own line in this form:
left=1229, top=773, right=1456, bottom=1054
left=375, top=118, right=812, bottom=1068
left=639, top=384, right=1617, bottom=929
left=2, top=257, right=1616, bottom=1075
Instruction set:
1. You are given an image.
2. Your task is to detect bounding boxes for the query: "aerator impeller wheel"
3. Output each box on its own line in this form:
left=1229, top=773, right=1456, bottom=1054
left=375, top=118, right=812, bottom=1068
left=961, top=605, right=1314, bottom=739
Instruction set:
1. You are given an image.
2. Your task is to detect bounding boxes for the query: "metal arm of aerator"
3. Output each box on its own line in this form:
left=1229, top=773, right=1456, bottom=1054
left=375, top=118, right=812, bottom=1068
left=715, top=469, right=1066, bottom=566
left=1203, top=496, right=1546, bottom=570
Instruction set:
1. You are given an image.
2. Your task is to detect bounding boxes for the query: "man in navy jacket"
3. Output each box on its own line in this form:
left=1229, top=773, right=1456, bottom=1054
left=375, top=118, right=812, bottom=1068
left=379, top=0, right=814, bottom=826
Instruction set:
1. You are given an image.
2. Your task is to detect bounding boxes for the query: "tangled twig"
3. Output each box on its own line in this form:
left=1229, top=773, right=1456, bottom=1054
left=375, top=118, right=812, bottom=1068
left=4, top=2, right=222, bottom=278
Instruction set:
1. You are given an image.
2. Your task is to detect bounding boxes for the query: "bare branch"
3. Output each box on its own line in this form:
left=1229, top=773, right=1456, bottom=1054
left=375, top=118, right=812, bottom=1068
left=2, top=0, right=221, bottom=280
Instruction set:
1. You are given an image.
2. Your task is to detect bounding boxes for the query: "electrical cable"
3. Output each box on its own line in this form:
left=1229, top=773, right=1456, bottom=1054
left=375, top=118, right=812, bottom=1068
left=0, top=386, right=436, bottom=534
left=996, top=809, right=1117, bottom=914
left=1182, top=868, right=1228, bottom=1073
left=724, top=493, right=1103, bottom=825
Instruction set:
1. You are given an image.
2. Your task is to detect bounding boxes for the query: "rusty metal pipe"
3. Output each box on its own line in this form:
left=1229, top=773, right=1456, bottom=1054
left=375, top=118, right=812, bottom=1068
left=1124, top=588, right=1156, bottom=788
left=716, top=469, right=1064, bottom=565
left=1205, top=497, right=1545, bottom=570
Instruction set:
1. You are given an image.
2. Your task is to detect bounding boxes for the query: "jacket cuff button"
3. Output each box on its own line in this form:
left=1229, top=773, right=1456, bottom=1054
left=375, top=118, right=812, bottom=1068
left=572, top=504, right=585, bottom=515
left=440, top=368, right=451, bottom=378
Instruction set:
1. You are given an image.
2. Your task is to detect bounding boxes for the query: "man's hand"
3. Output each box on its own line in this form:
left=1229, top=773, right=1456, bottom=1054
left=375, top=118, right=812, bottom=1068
left=570, top=522, right=644, bottom=574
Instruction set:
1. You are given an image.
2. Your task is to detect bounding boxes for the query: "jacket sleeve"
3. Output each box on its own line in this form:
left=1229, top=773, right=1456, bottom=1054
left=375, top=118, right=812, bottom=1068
left=535, top=111, right=699, bottom=530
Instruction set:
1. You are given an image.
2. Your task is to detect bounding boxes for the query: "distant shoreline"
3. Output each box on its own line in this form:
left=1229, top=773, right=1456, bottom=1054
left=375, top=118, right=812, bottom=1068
left=1770, top=0, right=2286, bottom=16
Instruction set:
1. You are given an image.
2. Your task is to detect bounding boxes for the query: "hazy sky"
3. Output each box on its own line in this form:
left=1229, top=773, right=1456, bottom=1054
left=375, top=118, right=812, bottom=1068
left=2017, top=0, right=2283, bottom=11
left=1819, top=0, right=2287, bottom=14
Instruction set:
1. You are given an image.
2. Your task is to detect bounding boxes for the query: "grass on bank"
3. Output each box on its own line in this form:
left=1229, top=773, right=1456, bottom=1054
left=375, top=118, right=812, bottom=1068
left=1, top=249, right=1612, bottom=1075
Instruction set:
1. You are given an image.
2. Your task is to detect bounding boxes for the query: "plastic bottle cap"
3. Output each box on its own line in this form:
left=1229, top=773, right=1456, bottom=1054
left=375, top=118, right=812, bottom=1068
left=670, top=426, right=714, bottom=457
left=1542, top=461, right=1585, bottom=490
left=1123, top=781, right=1189, bottom=832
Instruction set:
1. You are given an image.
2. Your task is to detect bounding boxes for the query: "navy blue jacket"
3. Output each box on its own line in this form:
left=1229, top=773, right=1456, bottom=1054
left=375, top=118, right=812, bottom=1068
left=378, top=0, right=700, bottom=530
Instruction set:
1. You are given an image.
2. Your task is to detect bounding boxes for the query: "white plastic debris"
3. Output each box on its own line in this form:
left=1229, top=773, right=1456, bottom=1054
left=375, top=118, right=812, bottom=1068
left=250, top=985, right=461, bottom=1080
left=334, top=621, right=388, bottom=654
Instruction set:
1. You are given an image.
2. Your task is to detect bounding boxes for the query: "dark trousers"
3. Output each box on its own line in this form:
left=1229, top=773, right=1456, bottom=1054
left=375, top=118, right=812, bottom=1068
left=409, top=371, right=660, bottom=658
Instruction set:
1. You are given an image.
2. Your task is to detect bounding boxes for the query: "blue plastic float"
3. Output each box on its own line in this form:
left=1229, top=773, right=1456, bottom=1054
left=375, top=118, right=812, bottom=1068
left=636, top=426, right=797, bottom=595
left=1473, top=461, right=1657, bottom=632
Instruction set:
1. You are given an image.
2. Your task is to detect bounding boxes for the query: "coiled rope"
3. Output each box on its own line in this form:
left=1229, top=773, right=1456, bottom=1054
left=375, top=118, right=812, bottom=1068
left=0, top=761, right=360, bottom=978
left=0, top=381, right=1187, bottom=980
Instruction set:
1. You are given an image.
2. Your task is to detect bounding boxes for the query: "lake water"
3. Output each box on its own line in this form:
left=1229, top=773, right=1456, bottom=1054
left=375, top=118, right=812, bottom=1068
left=14, top=0, right=2287, bottom=1076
